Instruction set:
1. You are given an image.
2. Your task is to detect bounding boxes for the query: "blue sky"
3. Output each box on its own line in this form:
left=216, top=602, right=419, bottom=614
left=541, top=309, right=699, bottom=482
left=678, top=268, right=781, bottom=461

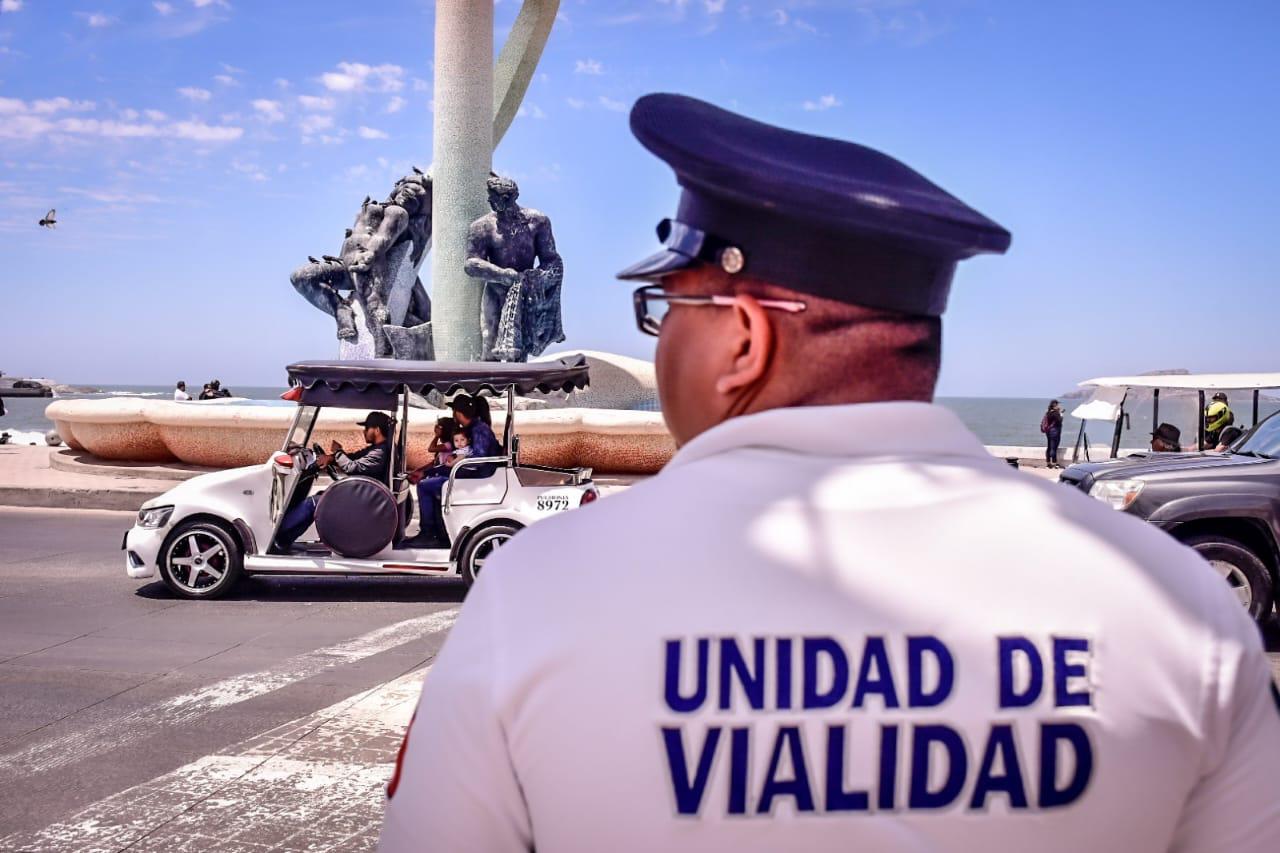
left=1, top=0, right=1277, bottom=396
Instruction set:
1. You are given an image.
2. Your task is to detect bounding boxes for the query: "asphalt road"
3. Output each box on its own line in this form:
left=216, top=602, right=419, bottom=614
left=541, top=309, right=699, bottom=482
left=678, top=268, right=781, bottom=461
left=0, top=506, right=464, bottom=851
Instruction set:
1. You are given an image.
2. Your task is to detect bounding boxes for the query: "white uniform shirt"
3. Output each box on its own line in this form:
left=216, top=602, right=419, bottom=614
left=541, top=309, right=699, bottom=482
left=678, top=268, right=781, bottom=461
left=173, top=389, right=191, bottom=401
left=380, top=403, right=1280, bottom=852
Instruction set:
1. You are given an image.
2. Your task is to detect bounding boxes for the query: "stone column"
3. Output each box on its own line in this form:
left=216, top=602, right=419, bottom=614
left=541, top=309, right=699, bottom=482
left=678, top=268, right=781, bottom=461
left=430, top=0, right=494, bottom=362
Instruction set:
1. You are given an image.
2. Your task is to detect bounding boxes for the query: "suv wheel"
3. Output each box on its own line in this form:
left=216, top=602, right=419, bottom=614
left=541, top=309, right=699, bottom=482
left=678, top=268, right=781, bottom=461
left=159, top=520, right=244, bottom=600
left=1183, top=534, right=1273, bottom=621
left=459, top=522, right=521, bottom=588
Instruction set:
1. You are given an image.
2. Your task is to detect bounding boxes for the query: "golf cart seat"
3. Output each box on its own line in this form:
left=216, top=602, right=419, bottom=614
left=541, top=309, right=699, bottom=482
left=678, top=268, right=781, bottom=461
left=315, top=476, right=398, bottom=558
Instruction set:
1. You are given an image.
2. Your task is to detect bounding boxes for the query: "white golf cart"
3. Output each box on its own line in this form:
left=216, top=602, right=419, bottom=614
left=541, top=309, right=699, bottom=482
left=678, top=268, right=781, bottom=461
left=123, top=357, right=597, bottom=599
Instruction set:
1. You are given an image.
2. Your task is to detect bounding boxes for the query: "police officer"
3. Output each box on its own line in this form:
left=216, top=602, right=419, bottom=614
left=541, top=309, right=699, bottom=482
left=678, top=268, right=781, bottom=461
left=1204, top=391, right=1234, bottom=448
left=379, top=95, right=1280, bottom=851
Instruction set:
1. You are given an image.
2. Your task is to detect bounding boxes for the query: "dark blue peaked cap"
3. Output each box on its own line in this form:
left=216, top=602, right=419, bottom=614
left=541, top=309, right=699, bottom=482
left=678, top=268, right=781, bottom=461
left=616, top=94, right=1011, bottom=317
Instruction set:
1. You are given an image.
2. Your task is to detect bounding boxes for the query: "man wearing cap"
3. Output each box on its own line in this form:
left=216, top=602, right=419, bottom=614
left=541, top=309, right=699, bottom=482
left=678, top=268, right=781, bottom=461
left=1151, top=422, right=1183, bottom=453
left=274, top=411, right=392, bottom=552
left=380, top=95, right=1280, bottom=851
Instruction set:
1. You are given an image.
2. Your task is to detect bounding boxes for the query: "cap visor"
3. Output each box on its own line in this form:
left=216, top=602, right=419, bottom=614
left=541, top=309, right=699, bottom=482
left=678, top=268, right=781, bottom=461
left=615, top=248, right=697, bottom=281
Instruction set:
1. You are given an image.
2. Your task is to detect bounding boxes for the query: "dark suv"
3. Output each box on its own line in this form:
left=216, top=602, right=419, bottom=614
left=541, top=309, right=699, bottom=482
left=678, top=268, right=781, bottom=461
left=1060, top=412, right=1280, bottom=622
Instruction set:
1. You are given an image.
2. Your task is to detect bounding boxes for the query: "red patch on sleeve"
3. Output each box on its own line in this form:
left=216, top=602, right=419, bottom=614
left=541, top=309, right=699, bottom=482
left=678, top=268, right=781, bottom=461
left=386, top=708, right=417, bottom=800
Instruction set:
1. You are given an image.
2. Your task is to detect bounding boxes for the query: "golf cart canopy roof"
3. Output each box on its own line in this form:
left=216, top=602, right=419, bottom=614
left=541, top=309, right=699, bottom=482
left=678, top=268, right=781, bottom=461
left=286, top=356, right=590, bottom=408
left=1079, top=373, right=1280, bottom=391
left=1071, top=373, right=1280, bottom=423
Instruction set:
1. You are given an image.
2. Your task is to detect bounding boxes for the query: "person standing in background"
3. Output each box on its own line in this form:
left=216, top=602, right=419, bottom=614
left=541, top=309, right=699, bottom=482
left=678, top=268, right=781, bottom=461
left=1041, top=399, right=1064, bottom=468
left=173, top=381, right=191, bottom=401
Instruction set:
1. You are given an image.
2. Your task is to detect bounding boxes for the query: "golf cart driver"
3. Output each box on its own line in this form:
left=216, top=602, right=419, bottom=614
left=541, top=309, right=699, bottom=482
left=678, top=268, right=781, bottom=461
left=274, top=410, right=393, bottom=552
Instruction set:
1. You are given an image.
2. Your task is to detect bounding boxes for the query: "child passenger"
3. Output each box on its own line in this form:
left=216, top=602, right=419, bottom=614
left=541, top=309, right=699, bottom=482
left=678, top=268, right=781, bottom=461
left=427, top=417, right=458, bottom=467
left=446, top=429, right=472, bottom=466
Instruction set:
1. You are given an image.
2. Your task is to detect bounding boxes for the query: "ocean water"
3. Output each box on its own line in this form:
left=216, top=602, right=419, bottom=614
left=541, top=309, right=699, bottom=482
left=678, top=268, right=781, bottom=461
left=3, top=385, right=1277, bottom=450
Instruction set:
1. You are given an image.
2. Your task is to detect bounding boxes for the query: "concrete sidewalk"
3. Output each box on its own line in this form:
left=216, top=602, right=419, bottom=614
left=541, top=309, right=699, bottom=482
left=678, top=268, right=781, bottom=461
left=0, top=445, right=1061, bottom=512
left=0, top=446, right=171, bottom=511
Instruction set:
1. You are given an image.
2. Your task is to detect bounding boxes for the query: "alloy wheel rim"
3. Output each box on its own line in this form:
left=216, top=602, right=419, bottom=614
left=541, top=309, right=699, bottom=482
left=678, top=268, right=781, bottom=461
left=470, top=531, right=511, bottom=578
left=1208, top=559, right=1253, bottom=609
left=168, top=532, right=229, bottom=594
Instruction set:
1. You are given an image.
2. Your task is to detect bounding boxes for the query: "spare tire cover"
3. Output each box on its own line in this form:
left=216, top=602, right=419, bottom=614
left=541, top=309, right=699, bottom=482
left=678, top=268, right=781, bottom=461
left=314, top=476, right=398, bottom=558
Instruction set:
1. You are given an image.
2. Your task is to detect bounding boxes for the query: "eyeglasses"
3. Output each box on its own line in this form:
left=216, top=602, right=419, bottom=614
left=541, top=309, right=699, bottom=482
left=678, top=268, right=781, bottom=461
left=632, top=284, right=807, bottom=337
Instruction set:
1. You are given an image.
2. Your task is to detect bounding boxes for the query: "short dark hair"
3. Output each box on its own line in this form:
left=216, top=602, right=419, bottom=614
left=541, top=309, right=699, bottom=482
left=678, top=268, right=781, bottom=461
left=453, top=429, right=469, bottom=440
left=436, top=416, right=459, bottom=436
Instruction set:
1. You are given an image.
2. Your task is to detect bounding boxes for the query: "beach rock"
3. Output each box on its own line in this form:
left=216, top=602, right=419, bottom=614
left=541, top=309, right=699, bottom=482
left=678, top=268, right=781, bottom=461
left=531, top=350, right=659, bottom=411
left=45, top=431, right=62, bottom=447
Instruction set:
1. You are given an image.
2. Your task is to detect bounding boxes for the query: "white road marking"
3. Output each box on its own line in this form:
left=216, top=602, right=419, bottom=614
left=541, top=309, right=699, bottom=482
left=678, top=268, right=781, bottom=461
left=0, top=609, right=455, bottom=782
left=0, top=665, right=429, bottom=852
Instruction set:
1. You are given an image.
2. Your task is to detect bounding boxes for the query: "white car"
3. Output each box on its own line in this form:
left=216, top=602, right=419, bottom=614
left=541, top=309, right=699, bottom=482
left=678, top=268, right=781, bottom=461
left=123, top=358, right=598, bottom=598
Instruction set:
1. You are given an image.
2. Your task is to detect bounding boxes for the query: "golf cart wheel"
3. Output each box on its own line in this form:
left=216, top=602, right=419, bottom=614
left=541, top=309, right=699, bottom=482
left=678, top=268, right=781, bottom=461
left=460, top=522, right=521, bottom=587
left=159, top=520, right=244, bottom=600
left=1183, top=534, right=1273, bottom=621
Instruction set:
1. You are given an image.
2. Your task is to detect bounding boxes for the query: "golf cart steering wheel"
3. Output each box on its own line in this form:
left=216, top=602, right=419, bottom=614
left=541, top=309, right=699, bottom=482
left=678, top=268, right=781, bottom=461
left=311, top=443, right=342, bottom=481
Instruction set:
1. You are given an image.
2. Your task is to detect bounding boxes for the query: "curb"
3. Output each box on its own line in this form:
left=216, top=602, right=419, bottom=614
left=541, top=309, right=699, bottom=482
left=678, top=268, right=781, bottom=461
left=0, top=486, right=164, bottom=512
left=48, top=448, right=216, bottom=482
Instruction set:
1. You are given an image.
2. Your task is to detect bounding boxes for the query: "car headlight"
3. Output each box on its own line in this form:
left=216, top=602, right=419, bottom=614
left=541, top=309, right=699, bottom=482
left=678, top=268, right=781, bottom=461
left=137, top=506, right=174, bottom=529
left=1088, top=480, right=1145, bottom=511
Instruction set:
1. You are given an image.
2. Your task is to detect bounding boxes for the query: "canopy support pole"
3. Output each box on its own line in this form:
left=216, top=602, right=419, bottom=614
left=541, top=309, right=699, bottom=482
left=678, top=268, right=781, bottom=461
left=1253, top=389, right=1260, bottom=426
left=1152, top=388, right=1159, bottom=428
left=1110, top=404, right=1124, bottom=459
left=503, top=386, right=515, bottom=453
left=1072, top=420, right=1087, bottom=464
left=1197, top=390, right=1206, bottom=450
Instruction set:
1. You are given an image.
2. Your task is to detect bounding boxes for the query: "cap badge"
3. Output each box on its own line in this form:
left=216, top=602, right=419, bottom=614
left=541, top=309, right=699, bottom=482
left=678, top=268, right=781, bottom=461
left=719, top=246, right=745, bottom=274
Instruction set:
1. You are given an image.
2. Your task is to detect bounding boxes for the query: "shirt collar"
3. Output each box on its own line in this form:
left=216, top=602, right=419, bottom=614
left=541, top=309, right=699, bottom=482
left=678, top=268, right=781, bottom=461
left=665, top=402, right=994, bottom=471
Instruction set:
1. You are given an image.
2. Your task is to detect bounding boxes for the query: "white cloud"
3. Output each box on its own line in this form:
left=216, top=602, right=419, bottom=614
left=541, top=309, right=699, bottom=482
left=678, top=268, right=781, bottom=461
left=1, top=0, right=23, bottom=12
left=385, top=95, right=405, bottom=114
left=320, top=61, right=405, bottom=93
left=0, top=99, right=241, bottom=143
left=252, top=98, right=284, bottom=122
left=274, top=78, right=291, bottom=89
left=79, top=12, right=115, bottom=28
left=297, top=94, right=335, bottom=111
left=704, top=0, right=726, bottom=14
left=299, top=113, right=334, bottom=135
left=60, top=187, right=165, bottom=205
left=230, top=159, right=267, bottom=181
left=219, top=62, right=244, bottom=74
left=213, top=74, right=237, bottom=86
left=802, top=93, right=841, bottom=111
left=574, top=58, right=603, bottom=75
left=598, top=95, right=627, bottom=112
left=357, top=126, right=388, bottom=140
left=795, top=18, right=818, bottom=34
left=411, top=77, right=431, bottom=92
left=178, top=86, right=212, bottom=102
left=772, top=9, right=789, bottom=26
left=517, top=103, right=547, bottom=120
left=192, top=0, right=231, bottom=7
left=152, top=1, right=173, bottom=14
left=565, top=97, right=585, bottom=110
left=120, top=108, right=140, bottom=120
left=171, top=120, right=242, bottom=142
left=0, top=97, right=95, bottom=115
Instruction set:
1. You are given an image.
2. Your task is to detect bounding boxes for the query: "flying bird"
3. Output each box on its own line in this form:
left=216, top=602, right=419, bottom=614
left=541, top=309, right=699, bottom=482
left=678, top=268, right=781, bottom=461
left=38, top=209, right=56, bottom=229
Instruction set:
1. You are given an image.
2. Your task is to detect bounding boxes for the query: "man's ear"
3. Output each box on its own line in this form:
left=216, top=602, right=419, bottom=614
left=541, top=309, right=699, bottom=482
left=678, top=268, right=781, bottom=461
left=714, top=294, right=775, bottom=395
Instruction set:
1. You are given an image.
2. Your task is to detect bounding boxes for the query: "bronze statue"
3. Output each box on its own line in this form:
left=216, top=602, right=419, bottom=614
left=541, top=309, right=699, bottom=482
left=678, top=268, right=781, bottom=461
left=463, top=174, right=564, bottom=362
left=290, top=169, right=434, bottom=358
